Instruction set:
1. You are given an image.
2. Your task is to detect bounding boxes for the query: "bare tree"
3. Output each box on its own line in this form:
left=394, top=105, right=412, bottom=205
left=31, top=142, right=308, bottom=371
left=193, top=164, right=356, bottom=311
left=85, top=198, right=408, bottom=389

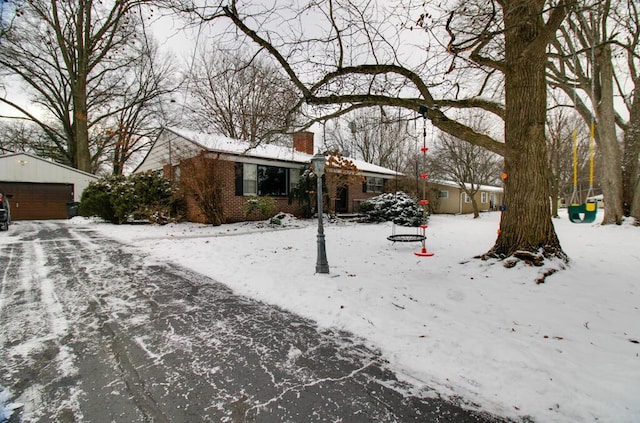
left=184, top=46, right=298, bottom=144
left=427, top=115, right=502, bottom=218
left=429, top=140, right=502, bottom=219
left=546, top=107, right=591, bottom=218
left=611, top=0, right=640, bottom=222
left=324, top=107, right=417, bottom=171
left=0, top=119, right=39, bottom=154
left=0, top=118, right=77, bottom=162
left=0, top=0, right=156, bottom=173
left=0, top=0, right=16, bottom=40
left=547, top=0, right=627, bottom=224
left=198, top=0, right=573, bottom=265
left=95, top=38, right=179, bottom=175
left=179, top=152, right=226, bottom=225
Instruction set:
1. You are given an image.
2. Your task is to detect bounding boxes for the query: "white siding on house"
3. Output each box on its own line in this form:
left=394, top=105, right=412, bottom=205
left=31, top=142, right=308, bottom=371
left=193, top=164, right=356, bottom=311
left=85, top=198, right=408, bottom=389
left=429, top=180, right=503, bottom=214
left=0, top=153, right=98, bottom=201
left=136, top=130, right=201, bottom=173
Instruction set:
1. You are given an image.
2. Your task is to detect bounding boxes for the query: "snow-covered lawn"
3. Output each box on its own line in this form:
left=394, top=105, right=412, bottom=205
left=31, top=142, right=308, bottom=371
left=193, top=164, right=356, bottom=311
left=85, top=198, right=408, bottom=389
left=41, top=211, right=640, bottom=421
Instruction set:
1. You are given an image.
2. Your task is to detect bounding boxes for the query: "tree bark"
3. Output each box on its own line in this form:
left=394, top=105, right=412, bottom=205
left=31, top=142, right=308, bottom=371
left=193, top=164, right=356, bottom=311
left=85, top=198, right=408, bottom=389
left=74, top=86, right=91, bottom=172
left=72, top=0, right=91, bottom=173
left=594, top=44, right=624, bottom=224
left=489, top=0, right=563, bottom=259
left=471, top=196, right=480, bottom=218
left=623, top=88, right=640, bottom=220
left=631, top=178, right=640, bottom=223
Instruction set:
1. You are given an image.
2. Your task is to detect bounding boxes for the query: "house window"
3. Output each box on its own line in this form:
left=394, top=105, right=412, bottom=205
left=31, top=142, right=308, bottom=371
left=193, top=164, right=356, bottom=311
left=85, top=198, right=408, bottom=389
left=365, top=177, right=384, bottom=193
left=238, top=163, right=298, bottom=197
left=481, top=192, right=488, bottom=203
left=289, top=168, right=300, bottom=193
left=243, top=164, right=258, bottom=195
left=438, top=190, right=449, bottom=199
left=465, top=194, right=471, bottom=203
left=258, top=165, right=288, bottom=196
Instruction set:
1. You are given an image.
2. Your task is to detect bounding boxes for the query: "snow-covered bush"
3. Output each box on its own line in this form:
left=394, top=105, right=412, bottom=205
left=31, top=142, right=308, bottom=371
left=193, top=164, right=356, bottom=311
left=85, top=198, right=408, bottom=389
left=80, top=173, right=176, bottom=224
left=243, top=196, right=277, bottom=220
left=358, top=192, right=427, bottom=226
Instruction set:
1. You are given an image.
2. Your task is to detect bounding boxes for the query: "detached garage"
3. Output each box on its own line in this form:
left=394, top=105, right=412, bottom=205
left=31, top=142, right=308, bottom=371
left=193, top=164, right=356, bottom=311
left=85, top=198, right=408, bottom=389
left=0, top=153, right=98, bottom=220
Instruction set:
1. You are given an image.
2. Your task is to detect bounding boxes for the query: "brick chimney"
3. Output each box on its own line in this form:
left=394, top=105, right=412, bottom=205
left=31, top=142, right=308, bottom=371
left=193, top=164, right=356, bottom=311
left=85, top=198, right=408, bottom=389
left=293, top=131, right=314, bottom=154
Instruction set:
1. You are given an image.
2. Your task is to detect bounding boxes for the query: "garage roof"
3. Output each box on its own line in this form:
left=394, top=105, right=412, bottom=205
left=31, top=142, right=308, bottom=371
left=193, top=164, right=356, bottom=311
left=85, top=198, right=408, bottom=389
left=0, top=152, right=98, bottom=183
left=0, top=153, right=98, bottom=202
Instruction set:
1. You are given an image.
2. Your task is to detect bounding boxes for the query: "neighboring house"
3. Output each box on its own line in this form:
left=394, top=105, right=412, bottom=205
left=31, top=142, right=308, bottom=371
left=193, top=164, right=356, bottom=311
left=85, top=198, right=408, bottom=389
left=0, top=152, right=98, bottom=220
left=558, top=194, right=604, bottom=209
left=428, top=180, right=503, bottom=214
left=136, top=128, right=399, bottom=223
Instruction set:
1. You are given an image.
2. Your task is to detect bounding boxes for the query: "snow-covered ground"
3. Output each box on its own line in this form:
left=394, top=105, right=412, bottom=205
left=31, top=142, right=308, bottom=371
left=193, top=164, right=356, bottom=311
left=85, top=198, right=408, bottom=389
left=4, top=210, right=639, bottom=422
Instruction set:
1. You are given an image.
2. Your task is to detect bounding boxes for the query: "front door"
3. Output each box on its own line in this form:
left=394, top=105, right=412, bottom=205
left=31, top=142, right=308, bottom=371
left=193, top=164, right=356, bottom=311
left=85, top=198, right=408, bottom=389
left=334, top=185, right=348, bottom=213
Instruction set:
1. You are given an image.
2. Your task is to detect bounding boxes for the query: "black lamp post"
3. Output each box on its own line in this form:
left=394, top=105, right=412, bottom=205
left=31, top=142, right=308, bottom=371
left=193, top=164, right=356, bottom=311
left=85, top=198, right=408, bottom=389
left=312, top=153, right=329, bottom=274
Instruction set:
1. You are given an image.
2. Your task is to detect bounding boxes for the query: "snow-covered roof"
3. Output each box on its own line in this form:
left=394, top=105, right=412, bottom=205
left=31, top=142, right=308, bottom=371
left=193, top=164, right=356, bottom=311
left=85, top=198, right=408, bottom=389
left=0, top=152, right=98, bottom=179
left=430, top=179, right=503, bottom=192
left=166, top=127, right=311, bottom=163
left=165, top=127, right=400, bottom=177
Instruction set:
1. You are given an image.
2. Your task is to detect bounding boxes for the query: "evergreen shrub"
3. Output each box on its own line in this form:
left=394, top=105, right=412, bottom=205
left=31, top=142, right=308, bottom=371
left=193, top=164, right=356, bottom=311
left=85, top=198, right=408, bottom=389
left=80, top=173, right=176, bottom=224
left=358, top=191, right=427, bottom=227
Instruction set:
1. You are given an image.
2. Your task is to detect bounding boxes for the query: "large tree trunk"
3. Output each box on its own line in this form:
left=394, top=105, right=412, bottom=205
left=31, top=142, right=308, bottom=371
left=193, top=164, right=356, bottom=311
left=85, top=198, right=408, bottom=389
left=470, top=194, right=480, bottom=218
left=623, top=88, right=640, bottom=220
left=74, top=89, right=91, bottom=173
left=490, top=1, right=564, bottom=259
left=594, top=44, right=624, bottom=224
left=631, top=181, right=640, bottom=224
left=71, top=0, right=91, bottom=173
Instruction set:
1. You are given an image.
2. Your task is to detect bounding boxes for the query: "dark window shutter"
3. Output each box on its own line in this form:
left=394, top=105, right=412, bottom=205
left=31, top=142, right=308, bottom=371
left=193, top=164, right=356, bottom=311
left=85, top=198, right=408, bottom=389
left=362, top=178, right=368, bottom=193
left=235, top=163, right=243, bottom=196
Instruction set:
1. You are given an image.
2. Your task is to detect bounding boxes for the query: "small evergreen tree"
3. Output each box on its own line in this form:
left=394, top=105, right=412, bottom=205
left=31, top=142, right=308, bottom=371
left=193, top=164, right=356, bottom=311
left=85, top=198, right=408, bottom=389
left=288, top=166, right=315, bottom=218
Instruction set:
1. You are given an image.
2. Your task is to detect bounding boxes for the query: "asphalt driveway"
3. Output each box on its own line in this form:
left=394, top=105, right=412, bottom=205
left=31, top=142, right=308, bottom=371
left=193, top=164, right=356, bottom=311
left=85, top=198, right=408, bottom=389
left=0, top=221, right=505, bottom=422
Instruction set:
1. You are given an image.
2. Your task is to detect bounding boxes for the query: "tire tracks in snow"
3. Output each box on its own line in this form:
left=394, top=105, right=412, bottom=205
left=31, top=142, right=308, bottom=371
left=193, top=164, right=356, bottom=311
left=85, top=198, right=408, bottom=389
left=48, top=224, right=171, bottom=423
left=0, top=225, right=80, bottom=422
left=1, top=222, right=168, bottom=422
left=3, top=222, right=507, bottom=423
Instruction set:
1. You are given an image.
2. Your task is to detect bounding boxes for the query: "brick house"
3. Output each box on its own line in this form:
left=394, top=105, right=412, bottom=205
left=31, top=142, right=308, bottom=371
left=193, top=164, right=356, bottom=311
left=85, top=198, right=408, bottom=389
left=135, top=128, right=399, bottom=223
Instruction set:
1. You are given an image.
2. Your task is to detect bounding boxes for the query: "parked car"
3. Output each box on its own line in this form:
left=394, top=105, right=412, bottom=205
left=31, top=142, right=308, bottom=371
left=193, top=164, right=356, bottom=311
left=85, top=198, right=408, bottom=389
left=0, top=192, right=12, bottom=231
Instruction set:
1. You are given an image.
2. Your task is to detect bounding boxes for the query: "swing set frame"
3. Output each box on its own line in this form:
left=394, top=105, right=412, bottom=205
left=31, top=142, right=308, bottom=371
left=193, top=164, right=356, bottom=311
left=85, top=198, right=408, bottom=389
left=568, top=122, right=598, bottom=224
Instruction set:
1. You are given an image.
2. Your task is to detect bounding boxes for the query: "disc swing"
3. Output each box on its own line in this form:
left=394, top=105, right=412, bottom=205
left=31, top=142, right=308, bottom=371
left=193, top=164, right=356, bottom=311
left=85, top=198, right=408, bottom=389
left=568, top=121, right=598, bottom=224
left=386, top=106, right=433, bottom=257
left=386, top=174, right=426, bottom=244
left=387, top=225, right=425, bottom=243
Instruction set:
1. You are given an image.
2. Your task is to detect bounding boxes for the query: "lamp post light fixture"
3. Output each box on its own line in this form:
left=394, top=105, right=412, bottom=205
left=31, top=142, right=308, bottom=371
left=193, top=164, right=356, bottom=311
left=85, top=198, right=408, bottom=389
left=311, top=153, right=330, bottom=274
